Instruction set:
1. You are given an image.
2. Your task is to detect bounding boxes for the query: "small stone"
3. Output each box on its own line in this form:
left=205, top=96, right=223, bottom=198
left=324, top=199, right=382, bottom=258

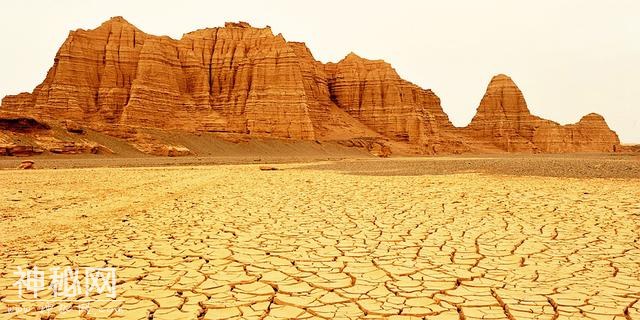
left=18, top=160, right=35, bottom=169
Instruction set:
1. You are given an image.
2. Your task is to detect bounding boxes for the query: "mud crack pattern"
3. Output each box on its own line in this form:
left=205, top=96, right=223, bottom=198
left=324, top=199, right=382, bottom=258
left=1, top=164, right=639, bottom=319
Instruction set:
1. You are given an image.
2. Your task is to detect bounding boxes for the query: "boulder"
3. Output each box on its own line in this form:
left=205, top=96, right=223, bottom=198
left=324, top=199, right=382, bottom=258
left=18, top=160, right=35, bottom=169
left=64, top=120, right=84, bottom=134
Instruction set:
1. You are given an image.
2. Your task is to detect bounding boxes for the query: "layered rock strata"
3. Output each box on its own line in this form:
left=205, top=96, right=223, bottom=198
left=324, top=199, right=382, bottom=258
left=0, top=18, right=621, bottom=155
left=466, top=75, right=620, bottom=152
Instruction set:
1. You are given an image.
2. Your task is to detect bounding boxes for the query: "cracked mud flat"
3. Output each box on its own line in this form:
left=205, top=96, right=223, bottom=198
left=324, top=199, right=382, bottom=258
left=1, top=160, right=639, bottom=319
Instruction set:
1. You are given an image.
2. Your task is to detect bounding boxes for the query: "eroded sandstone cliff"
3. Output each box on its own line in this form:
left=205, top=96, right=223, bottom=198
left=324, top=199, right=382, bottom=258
left=2, top=18, right=316, bottom=140
left=466, top=75, right=620, bottom=152
left=0, top=17, right=621, bottom=156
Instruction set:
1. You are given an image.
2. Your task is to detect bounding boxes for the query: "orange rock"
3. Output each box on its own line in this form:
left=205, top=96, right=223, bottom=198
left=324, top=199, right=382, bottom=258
left=326, top=53, right=454, bottom=145
left=0, top=18, right=621, bottom=155
left=18, top=160, right=35, bottom=169
left=48, top=142, right=100, bottom=154
left=64, top=120, right=84, bottom=134
left=1, top=17, right=315, bottom=140
left=338, top=138, right=393, bottom=157
left=465, top=75, right=620, bottom=152
left=0, top=117, right=50, bottom=132
left=369, top=142, right=392, bottom=158
left=131, top=139, right=191, bottom=156
left=0, top=144, right=45, bottom=157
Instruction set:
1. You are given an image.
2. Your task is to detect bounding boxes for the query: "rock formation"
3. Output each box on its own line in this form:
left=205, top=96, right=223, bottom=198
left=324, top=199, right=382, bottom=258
left=18, top=160, right=35, bottom=169
left=0, top=145, right=44, bottom=157
left=325, top=53, right=466, bottom=153
left=0, top=117, right=50, bottom=132
left=466, top=75, right=620, bottom=152
left=0, top=17, right=622, bottom=156
left=1, top=18, right=316, bottom=140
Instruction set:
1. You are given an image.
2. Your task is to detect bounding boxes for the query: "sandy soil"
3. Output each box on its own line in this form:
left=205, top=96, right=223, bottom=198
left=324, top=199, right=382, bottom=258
left=1, top=159, right=639, bottom=319
left=2, top=153, right=638, bottom=178
left=0, top=136, right=374, bottom=170
left=300, top=154, right=640, bottom=179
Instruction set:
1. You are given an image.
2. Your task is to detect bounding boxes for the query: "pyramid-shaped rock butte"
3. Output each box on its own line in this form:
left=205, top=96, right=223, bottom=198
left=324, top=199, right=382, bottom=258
left=0, top=17, right=621, bottom=155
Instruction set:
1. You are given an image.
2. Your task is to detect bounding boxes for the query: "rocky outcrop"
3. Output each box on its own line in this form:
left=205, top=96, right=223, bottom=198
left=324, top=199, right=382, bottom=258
left=132, top=142, right=192, bottom=157
left=465, top=75, right=620, bottom=152
left=0, top=18, right=622, bottom=156
left=286, top=42, right=333, bottom=132
left=0, top=117, right=50, bottom=132
left=337, top=138, right=393, bottom=157
left=0, top=116, right=111, bottom=155
left=47, top=142, right=101, bottom=154
left=618, top=144, right=640, bottom=153
left=568, top=113, right=620, bottom=152
left=2, top=17, right=315, bottom=140
left=18, top=160, right=35, bottom=169
left=530, top=113, right=620, bottom=152
left=0, top=144, right=44, bottom=156
left=1, top=18, right=142, bottom=123
left=63, top=120, right=84, bottom=134
left=326, top=54, right=458, bottom=148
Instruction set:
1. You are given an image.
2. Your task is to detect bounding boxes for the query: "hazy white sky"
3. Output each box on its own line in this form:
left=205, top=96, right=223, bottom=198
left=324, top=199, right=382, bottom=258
left=1, top=0, right=638, bottom=142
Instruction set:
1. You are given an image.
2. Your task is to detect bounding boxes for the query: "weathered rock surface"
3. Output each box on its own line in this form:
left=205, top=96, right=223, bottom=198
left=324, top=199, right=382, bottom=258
left=47, top=142, right=100, bottom=154
left=63, top=120, right=84, bottom=134
left=17, top=160, right=35, bottom=169
left=1, top=18, right=315, bottom=140
left=0, top=117, right=50, bottom=132
left=325, top=53, right=466, bottom=154
left=0, top=18, right=621, bottom=155
left=150, top=145, right=191, bottom=157
left=465, top=75, right=620, bottom=152
left=0, top=144, right=44, bottom=156
left=327, top=54, right=447, bottom=135
left=617, top=144, right=640, bottom=153
left=337, top=138, right=393, bottom=158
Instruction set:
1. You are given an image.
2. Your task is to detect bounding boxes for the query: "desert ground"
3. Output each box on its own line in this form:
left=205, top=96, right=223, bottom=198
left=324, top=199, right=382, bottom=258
left=1, top=156, right=639, bottom=319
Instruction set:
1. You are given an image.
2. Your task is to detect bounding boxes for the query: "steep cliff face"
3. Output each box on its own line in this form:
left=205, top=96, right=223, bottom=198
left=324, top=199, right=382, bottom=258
left=325, top=53, right=467, bottom=153
left=532, top=113, right=620, bottom=152
left=168, top=23, right=315, bottom=138
left=465, top=74, right=620, bottom=152
left=326, top=53, right=446, bottom=142
left=2, top=17, right=144, bottom=123
left=2, top=18, right=316, bottom=140
left=286, top=41, right=333, bottom=131
left=0, top=18, right=622, bottom=156
left=465, top=74, right=538, bottom=151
